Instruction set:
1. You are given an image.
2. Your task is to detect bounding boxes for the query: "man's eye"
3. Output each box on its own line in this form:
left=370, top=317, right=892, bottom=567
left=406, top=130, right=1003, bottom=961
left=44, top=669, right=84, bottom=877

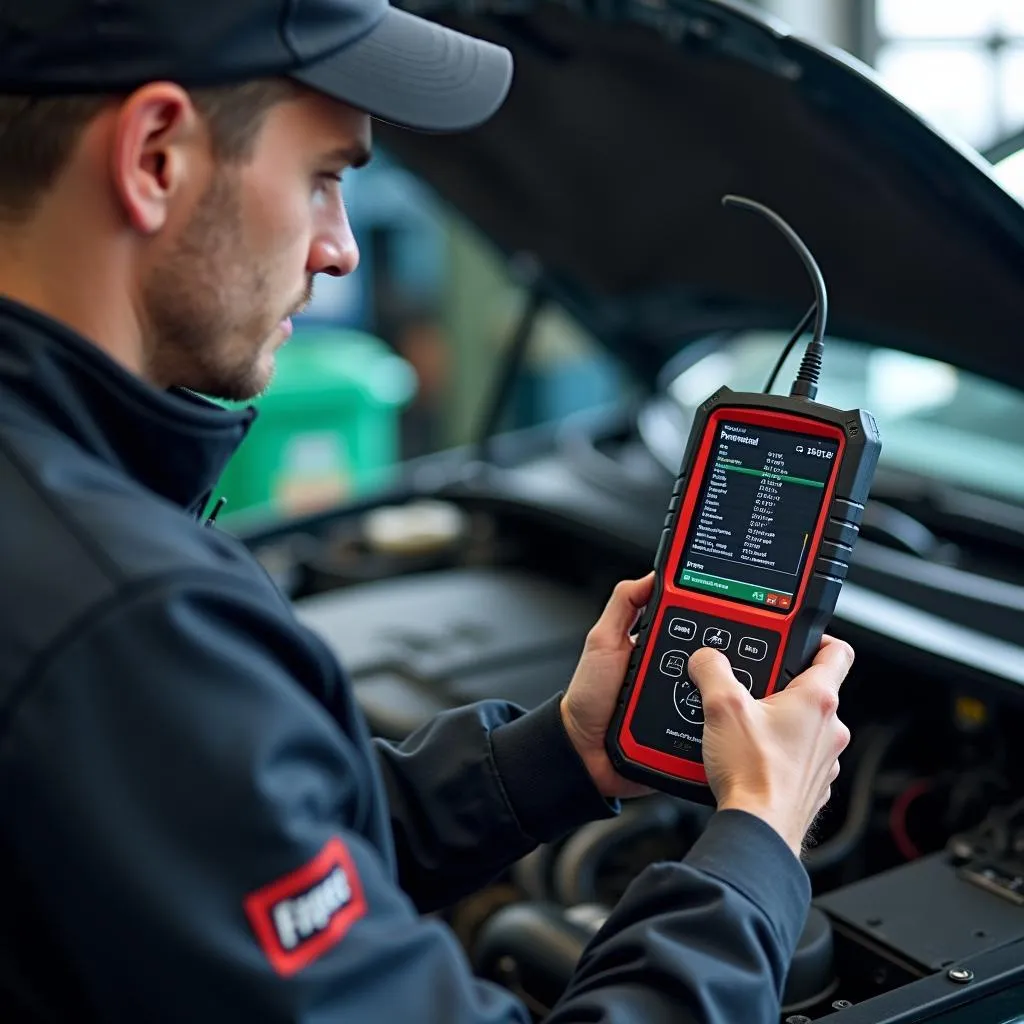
left=316, top=173, right=344, bottom=193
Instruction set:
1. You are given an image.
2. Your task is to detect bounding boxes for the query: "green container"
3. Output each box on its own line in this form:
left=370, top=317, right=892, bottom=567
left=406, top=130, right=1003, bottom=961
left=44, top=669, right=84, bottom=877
left=215, top=328, right=417, bottom=523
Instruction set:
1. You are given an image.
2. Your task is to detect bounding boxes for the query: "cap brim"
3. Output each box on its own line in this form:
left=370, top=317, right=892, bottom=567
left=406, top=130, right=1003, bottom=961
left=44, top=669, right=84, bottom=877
left=290, top=7, right=513, bottom=133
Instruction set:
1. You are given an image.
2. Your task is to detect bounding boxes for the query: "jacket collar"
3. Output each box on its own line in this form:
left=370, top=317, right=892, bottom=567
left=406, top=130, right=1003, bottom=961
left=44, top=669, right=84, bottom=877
left=0, top=297, right=256, bottom=515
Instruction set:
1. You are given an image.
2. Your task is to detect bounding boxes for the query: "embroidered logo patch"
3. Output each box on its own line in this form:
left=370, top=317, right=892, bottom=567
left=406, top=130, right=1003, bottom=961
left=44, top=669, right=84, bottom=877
left=244, top=837, right=367, bottom=976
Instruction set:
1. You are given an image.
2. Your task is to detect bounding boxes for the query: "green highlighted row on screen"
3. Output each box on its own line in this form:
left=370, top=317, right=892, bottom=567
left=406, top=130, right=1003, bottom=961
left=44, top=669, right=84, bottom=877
left=680, top=571, right=793, bottom=609
left=716, top=463, right=825, bottom=488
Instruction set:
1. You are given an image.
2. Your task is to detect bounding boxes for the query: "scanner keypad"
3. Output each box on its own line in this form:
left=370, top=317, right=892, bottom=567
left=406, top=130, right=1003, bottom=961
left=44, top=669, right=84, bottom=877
left=627, top=608, right=781, bottom=760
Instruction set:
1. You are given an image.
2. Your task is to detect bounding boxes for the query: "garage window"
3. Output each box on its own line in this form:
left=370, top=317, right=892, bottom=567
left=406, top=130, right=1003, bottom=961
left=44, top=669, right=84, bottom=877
left=865, top=0, right=1024, bottom=149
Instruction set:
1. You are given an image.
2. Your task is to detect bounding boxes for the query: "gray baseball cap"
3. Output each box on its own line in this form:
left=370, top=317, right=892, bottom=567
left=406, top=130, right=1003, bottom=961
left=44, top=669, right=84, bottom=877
left=0, top=0, right=514, bottom=132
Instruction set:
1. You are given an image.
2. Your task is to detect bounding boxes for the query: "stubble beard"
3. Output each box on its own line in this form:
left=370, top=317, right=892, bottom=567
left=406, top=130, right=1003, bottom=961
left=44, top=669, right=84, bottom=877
left=143, top=170, right=281, bottom=402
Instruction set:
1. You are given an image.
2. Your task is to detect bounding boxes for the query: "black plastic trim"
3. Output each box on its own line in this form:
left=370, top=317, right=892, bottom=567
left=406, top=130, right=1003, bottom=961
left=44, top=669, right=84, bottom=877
left=825, top=518, right=861, bottom=548
left=815, top=557, right=850, bottom=580
left=801, top=934, right=1024, bottom=1022
left=819, top=539, right=853, bottom=561
left=832, top=496, right=867, bottom=525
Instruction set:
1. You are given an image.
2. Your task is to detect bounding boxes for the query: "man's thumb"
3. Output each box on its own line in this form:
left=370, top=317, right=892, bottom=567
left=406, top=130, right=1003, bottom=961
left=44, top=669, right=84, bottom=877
left=686, top=647, right=750, bottom=712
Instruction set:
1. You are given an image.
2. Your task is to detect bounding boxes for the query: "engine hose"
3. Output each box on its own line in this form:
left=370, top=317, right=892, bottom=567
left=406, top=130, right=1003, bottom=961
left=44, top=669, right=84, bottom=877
left=803, top=721, right=907, bottom=872
left=511, top=844, right=561, bottom=902
left=553, top=797, right=704, bottom=906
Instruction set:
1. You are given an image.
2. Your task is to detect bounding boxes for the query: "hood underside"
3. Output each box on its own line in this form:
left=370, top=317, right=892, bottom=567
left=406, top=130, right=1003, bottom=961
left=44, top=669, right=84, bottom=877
left=378, top=0, right=1024, bottom=391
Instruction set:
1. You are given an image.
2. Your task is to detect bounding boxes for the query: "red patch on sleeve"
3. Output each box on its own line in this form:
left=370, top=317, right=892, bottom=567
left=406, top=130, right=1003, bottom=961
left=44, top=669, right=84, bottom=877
left=244, top=837, right=367, bottom=977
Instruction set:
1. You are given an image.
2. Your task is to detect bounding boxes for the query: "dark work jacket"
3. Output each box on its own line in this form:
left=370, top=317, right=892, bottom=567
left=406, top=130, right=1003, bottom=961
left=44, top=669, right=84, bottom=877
left=0, top=297, right=811, bottom=1022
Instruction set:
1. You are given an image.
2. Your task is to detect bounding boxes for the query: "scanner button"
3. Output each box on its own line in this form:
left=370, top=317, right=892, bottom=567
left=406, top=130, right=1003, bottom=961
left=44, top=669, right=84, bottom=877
left=702, top=626, right=732, bottom=651
left=659, top=650, right=688, bottom=677
left=732, top=668, right=754, bottom=691
left=668, top=617, right=697, bottom=642
left=673, top=679, right=704, bottom=725
left=738, top=637, right=768, bottom=662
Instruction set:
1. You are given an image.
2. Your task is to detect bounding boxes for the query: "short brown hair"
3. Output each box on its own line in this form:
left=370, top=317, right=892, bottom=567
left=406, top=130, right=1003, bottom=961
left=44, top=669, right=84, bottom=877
left=0, top=78, right=302, bottom=222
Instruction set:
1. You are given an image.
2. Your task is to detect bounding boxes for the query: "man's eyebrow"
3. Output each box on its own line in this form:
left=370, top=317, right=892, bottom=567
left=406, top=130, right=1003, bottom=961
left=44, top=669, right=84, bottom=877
left=323, top=143, right=373, bottom=169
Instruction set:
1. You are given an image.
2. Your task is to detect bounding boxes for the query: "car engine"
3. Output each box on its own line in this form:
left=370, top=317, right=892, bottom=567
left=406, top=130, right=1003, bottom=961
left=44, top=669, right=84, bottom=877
left=242, top=409, right=1024, bottom=1022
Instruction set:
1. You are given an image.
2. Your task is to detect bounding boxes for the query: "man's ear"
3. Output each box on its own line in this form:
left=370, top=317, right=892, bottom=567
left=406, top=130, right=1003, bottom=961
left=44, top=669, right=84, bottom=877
left=109, top=83, right=204, bottom=235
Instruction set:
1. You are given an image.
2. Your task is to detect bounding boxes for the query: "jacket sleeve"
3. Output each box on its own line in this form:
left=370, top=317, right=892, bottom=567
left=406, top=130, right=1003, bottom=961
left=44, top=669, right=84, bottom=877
left=374, top=694, right=617, bottom=912
left=0, top=571, right=810, bottom=1023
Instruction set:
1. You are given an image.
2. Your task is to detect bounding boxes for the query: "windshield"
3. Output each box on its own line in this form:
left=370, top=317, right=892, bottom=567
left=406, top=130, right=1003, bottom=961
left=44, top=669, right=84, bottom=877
left=665, top=332, right=1024, bottom=506
left=993, top=147, right=1024, bottom=200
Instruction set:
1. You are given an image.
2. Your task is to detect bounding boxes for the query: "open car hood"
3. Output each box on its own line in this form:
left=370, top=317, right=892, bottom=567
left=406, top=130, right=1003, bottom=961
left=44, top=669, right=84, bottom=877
left=378, top=0, right=1024, bottom=391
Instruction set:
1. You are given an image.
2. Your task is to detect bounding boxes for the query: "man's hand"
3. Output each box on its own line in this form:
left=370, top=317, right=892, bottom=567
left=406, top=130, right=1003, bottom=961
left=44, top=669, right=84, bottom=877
left=561, top=574, right=656, bottom=800
left=687, top=637, right=854, bottom=857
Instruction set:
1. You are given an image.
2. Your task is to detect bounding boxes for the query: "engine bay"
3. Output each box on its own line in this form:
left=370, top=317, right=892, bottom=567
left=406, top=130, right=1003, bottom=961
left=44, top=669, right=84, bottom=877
left=242, top=404, right=1024, bottom=1022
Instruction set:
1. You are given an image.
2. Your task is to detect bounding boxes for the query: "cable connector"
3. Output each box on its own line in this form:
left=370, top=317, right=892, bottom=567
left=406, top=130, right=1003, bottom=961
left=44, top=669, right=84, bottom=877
left=790, top=339, right=824, bottom=400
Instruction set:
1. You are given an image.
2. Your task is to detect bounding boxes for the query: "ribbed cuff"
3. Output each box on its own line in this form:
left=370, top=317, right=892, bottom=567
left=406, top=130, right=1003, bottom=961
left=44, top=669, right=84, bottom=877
left=489, top=693, right=618, bottom=844
left=684, top=809, right=812, bottom=958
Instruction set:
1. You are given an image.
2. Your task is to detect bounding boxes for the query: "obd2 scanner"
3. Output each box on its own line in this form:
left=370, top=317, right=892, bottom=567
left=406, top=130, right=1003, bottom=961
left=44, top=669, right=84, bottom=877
left=607, top=196, right=882, bottom=804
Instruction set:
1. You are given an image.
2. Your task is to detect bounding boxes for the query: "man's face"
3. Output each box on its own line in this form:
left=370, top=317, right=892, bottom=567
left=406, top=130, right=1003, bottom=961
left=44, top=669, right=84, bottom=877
left=142, top=91, right=369, bottom=401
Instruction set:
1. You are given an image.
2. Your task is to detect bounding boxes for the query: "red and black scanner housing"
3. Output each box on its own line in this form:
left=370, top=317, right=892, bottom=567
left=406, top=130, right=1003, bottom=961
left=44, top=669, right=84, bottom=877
left=607, top=386, right=881, bottom=803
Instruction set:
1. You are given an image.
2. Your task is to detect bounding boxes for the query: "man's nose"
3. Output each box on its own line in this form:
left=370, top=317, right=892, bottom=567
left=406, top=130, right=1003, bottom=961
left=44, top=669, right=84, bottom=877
left=308, top=202, right=360, bottom=278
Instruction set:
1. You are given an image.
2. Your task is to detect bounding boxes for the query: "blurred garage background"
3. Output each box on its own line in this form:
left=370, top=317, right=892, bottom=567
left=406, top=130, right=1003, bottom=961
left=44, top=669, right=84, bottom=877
left=214, top=0, right=1024, bottom=527
left=214, top=9, right=1024, bottom=1016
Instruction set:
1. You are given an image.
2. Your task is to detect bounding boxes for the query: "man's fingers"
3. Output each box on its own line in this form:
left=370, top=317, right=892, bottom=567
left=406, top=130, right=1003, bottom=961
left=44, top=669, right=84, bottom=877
left=687, top=647, right=752, bottom=718
left=817, top=635, right=855, bottom=668
left=589, top=574, right=656, bottom=648
left=787, top=635, right=855, bottom=696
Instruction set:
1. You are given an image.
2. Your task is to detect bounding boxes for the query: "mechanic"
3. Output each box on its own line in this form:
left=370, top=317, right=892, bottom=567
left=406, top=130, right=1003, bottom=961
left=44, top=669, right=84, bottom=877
left=0, top=0, right=852, bottom=1020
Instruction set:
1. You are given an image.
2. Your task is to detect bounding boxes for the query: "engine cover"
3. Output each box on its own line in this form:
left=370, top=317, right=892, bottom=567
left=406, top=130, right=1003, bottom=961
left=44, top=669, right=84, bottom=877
left=294, top=568, right=600, bottom=739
